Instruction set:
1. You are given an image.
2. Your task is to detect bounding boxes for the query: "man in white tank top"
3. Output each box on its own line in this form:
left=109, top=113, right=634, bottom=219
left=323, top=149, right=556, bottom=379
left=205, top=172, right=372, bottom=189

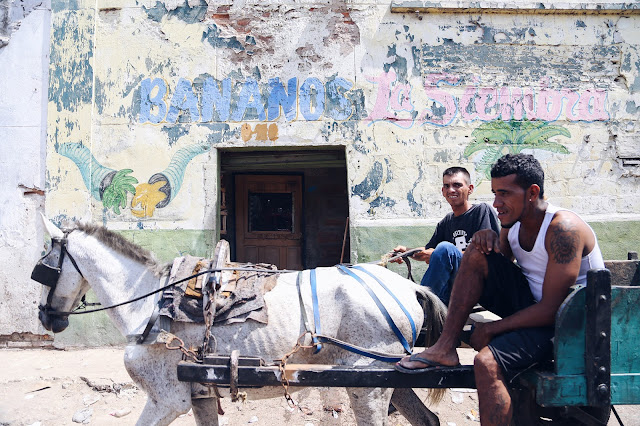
left=395, top=154, right=604, bottom=426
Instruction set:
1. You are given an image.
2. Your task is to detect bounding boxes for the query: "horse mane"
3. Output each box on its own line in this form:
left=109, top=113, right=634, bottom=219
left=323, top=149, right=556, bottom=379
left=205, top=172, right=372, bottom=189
left=72, top=222, right=167, bottom=275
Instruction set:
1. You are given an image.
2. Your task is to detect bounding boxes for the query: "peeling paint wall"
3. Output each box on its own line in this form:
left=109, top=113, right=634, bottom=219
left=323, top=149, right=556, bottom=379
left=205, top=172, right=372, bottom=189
left=0, top=0, right=51, bottom=338
left=5, top=0, right=640, bottom=343
left=47, top=2, right=640, bottom=226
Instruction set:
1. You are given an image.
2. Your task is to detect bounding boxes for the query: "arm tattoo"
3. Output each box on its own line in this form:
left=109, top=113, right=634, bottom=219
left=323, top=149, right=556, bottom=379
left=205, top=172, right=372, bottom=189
left=550, top=221, right=579, bottom=264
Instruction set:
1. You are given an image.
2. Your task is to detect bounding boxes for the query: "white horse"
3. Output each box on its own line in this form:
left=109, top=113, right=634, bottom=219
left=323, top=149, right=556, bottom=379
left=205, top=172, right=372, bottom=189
left=34, top=215, right=446, bottom=426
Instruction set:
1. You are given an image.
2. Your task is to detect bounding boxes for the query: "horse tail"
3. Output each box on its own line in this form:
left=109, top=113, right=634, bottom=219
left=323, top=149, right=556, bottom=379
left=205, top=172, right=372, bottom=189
left=414, top=285, right=448, bottom=404
left=414, top=285, right=447, bottom=348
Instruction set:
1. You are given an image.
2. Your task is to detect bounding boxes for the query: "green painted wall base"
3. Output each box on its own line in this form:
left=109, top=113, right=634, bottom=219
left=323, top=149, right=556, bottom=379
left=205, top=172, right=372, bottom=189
left=351, top=220, right=640, bottom=285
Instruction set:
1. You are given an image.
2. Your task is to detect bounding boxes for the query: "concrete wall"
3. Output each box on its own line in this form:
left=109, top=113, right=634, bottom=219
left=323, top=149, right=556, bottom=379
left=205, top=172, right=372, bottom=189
left=0, top=1, right=51, bottom=343
left=2, top=0, right=639, bottom=345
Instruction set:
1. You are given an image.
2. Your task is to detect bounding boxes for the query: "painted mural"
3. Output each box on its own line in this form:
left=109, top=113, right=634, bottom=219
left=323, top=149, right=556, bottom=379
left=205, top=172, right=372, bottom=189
left=58, top=142, right=211, bottom=218
left=46, top=1, right=640, bottom=226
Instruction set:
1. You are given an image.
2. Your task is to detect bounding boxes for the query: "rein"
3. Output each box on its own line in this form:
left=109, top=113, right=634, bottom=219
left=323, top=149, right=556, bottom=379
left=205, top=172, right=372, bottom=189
left=42, top=267, right=301, bottom=317
left=35, top=235, right=420, bottom=362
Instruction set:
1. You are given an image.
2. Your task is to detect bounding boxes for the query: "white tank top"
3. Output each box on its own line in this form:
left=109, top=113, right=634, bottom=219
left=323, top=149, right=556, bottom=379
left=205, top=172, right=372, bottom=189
left=508, top=204, right=604, bottom=302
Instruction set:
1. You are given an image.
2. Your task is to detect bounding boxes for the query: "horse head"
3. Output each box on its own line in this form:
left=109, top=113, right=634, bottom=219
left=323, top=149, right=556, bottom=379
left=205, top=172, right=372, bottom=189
left=33, top=214, right=89, bottom=333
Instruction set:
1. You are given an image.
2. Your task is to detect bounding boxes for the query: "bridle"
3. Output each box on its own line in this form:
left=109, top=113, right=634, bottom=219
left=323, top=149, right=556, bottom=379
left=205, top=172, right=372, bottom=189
left=32, top=230, right=86, bottom=317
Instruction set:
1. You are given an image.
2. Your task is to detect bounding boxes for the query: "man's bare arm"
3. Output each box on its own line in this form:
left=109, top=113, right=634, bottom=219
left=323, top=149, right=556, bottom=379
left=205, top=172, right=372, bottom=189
left=470, top=212, right=587, bottom=349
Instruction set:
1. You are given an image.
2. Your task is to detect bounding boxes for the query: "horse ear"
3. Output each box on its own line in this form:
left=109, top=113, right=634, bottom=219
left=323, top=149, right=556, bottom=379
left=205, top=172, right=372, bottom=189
left=40, top=213, right=64, bottom=240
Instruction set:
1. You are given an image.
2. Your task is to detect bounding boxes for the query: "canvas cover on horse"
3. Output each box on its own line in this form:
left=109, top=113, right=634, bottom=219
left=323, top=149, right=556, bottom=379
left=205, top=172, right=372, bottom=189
left=158, top=255, right=278, bottom=325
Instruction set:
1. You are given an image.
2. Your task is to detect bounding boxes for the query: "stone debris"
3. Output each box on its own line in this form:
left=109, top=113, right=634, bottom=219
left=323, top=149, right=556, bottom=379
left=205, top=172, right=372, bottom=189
left=80, top=377, right=114, bottom=392
left=451, top=392, right=464, bottom=404
left=466, top=409, right=480, bottom=422
left=322, top=402, right=343, bottom=412
left=79, top=376, right=137, bottom=395
left=109, top=408, right=131, bottom=418
left=298, top=405, right=313, bottom=415
left=82, top=394, right=101, bottom=406
left=72, top=407, right=93, bottom=424
left=248, top=415, right=259, bottom=423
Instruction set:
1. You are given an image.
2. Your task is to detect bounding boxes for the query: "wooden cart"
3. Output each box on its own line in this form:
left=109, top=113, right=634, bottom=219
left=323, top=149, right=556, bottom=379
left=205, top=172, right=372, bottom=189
left=177, top=255, right=640, bottom=425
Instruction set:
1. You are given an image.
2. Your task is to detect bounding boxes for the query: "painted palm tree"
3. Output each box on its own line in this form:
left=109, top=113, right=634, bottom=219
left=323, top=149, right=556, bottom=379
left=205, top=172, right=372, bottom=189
left=464, top=120, right=571, bottom=180
left=57, top=143, right=138, bottom=215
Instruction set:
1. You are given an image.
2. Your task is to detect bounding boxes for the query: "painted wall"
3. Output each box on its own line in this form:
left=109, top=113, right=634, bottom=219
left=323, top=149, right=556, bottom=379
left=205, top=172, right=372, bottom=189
left=5, top=0, right=640, bottom=344
left=47, top=0, right=639, bottom=241
left=0, top=1, right=50, bottom=340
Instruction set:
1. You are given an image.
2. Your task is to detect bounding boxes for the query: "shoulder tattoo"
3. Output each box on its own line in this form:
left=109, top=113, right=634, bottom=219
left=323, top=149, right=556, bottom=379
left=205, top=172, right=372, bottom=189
left=549, top=220, right=579, bottom=264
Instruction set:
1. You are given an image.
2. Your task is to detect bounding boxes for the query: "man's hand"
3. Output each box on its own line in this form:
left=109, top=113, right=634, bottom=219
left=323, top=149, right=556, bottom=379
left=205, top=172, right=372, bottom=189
left=390, top=246, right=433, bottom=264
left=470, top=229, right=501, bottom=255
left=390, top=246, right=409, bottom=264
left=469, top=322, right=496, bottom=351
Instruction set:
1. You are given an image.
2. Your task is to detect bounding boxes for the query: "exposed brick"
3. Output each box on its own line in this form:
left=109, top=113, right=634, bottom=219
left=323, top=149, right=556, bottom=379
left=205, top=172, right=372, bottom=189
left=7, top=341, right=33, bottom=348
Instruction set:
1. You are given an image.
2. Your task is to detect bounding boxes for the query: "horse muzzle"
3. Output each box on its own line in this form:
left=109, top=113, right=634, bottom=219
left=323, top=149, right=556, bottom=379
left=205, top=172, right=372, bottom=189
left=38, top=305, right=69, bottom=333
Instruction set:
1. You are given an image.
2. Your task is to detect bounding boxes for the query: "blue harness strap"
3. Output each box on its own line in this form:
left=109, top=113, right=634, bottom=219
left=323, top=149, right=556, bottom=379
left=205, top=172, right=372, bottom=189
left=313, top=334, right=404, bottom=363
left=350, top=265, right=417, bottom=345
left=310, top=269, right=322, bottom=353
left=336, top=264, right=412, bottom=354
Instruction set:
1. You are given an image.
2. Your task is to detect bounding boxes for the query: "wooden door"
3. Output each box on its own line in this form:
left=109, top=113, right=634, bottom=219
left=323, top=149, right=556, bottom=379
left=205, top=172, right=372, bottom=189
left=235, top=175, right=303, bottom=270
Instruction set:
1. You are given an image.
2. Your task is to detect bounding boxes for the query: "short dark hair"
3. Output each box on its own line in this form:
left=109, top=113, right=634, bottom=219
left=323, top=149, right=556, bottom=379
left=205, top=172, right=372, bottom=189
left=443, top=167, right=471, bottom=185
left=490, top=154, right=544, bottom=198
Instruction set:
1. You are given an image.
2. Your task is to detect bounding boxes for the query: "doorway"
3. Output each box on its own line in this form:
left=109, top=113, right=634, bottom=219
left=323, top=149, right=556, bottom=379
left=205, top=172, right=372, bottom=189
left=235, top=174, right=303, bottom=270
left=220, top=149, right=350, bottom=270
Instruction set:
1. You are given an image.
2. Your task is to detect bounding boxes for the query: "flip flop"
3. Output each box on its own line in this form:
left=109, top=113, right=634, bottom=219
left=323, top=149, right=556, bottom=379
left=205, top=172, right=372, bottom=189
left=394, top=353, right=460, bottom=374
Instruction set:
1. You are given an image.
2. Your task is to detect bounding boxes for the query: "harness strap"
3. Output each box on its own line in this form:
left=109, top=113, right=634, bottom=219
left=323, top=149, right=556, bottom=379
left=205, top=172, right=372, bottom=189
left=135, top=271, right=171, bottom=344
left=336, top=264, right=412, bottom=354
left=296, top=272, right=316, bottom=344
left=350, top=265, right=417, bottom=345
left=314, top=333, right=404, bottom=363
left=310, top=269, right=322, bottom=354
left=295, top=269, right=406, bottom=362
left=62, top=242, right=85, bottom=280
left=297, top=271, right=323, bottom=351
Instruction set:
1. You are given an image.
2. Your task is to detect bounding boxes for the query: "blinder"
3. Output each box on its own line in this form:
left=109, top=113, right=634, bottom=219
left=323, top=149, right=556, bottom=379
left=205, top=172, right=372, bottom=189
left=31, top=238, right=67, bottom=288
left=31, top=260, right=62, bottom=288
left=32, top=234, right=85, bottom=314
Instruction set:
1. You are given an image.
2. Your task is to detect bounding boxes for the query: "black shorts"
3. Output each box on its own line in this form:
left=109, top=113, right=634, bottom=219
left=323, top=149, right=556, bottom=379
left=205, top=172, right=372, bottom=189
left=479, top=253, right=554, bottom=382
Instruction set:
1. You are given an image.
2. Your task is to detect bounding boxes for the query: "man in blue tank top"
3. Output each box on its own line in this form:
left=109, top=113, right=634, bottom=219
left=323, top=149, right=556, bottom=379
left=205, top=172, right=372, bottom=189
left=395, top=154, right=604, bottom=426
left=392, top=166, right=500, bottom=305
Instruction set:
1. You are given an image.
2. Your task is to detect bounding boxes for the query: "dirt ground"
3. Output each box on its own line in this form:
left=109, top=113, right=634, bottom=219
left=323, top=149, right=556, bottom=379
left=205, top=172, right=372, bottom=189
left=0, top=346, right=637, bottom=426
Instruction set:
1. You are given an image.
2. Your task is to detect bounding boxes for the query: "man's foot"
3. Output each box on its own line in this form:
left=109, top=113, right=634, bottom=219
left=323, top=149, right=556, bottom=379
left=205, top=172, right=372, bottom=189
left=395, top=350, right=460, bottom=374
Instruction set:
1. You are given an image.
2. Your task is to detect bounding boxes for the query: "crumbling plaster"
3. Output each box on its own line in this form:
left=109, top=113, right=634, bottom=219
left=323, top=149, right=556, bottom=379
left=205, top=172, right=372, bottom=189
left=0, top=0, right=50, bottom=336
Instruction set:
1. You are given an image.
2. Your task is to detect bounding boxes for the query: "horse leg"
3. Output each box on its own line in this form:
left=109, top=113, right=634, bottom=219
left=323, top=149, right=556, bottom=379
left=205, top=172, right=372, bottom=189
left=390, top=388, right=440, bottom=426
left=191, top=397, right=220, bottom=426
left=347, top=387, right=394, bottom=426
left=125, top=347, right=192, bottom=425
left=135, top=394, right=192, bottom=426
